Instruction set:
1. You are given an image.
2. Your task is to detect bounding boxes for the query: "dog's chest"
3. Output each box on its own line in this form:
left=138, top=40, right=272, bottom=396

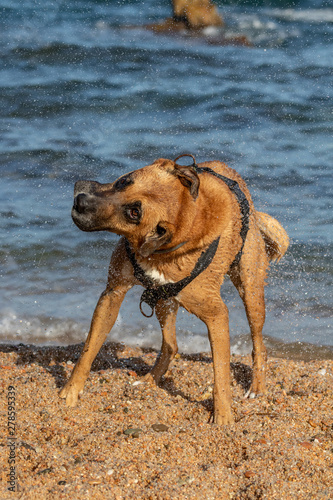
left=138, top=263, right=174, bottom=285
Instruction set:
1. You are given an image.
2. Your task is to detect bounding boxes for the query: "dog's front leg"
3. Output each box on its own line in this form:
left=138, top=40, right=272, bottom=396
left=205, top=302, right=234, bottom=426
left=59, top=284, right=130, bottom=407
left=143, top=298, right=179, bottom=385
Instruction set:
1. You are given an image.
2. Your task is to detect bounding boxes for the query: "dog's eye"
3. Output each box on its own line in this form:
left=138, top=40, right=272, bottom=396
left=124, top=203, right=142, bottom=224
left=128, top=208, right=140, bottom=220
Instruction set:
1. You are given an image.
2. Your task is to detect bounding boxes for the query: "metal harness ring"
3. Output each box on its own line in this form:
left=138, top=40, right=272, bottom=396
left=139, top=298, right=154, bottom=318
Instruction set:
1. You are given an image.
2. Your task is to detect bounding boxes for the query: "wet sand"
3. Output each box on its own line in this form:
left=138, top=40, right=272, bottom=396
left=1, top=342, right=332, bottom=499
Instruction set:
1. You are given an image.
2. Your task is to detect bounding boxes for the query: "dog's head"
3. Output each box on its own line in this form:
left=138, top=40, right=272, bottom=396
left=71, top=158, right=200, bottom=257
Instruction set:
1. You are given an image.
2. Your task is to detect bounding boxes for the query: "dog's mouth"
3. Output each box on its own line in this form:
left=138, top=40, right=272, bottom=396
left=72, top=199, right=97, bottom=231
left=71, top=180, right=103, bottom=232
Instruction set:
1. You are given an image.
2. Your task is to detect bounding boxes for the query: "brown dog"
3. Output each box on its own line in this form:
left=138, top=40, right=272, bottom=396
left=59, top=155, right=289, bottom=425
left=130, top=0, right=251, bottom=47
left=146, top=0, right=223, bottom=31
left=172, top=0, right=223, bottom=29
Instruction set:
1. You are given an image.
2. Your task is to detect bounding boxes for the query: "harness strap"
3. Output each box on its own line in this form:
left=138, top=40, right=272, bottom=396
left=125, top=155, right=250, bottom=317
left=125, top=237, right=220, bottom=317
left=193, top=164, right=250, bottom=268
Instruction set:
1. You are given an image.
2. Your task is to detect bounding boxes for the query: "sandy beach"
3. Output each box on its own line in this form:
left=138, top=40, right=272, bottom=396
left=1, top=342, right=332, bottom=499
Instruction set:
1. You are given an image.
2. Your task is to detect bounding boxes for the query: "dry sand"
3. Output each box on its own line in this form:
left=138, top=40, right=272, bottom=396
left=1, top=341, right=332, bottom=499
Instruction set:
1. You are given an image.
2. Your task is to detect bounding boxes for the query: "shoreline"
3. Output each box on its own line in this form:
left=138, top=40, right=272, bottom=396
left=1, top=334, right=332, bottom=361
left=1, top=342, right=332, bottom=498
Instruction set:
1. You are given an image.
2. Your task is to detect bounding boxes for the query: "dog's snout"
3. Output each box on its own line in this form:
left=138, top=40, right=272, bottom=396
left=73, top=180, right=102, bottom=215
left=74, top=180, right=101, bottom=196
left=73, top=193, right=90, bottom=214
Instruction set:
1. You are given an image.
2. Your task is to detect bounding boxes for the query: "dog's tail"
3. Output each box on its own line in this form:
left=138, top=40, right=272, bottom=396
left=256, top=211, right=289, bottom=262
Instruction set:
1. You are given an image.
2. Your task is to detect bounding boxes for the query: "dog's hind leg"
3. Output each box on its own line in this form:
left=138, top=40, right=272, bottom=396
left=143, top=298, right=179, bottom=385
left=59, top=283, right=131, bottom=407
left=229, top=248, right=268, bottom=398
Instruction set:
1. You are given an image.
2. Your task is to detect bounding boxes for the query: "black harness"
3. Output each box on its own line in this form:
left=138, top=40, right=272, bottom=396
left=125, top=155, right=250, bottom=317
left=125, top=236, right=220, bottom=317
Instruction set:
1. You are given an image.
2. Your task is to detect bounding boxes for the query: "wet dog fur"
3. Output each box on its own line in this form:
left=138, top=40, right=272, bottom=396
left=59, top=157, right=289, bottom=425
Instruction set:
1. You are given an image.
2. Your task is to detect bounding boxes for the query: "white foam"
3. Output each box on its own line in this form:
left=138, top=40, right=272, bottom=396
left=0, top=308, right=250, bottom=355
left=202, top=26, right=220, bottom=36
left=235, top=13, right=292, bottom=45
left=271, top=9, right=333, bottom=24
left=0, top=309, right=87, bottom=344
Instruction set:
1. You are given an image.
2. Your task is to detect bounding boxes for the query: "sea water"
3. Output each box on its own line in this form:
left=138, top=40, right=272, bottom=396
left=0, top=0, right=332, bottom=358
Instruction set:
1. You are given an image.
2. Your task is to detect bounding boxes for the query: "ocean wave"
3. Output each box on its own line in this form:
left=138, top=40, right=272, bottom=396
left=0, top=310, right=87, bottom=344
left=271, top=8, right=333, bottom=23
left=1, top=308, right=332, bottom=360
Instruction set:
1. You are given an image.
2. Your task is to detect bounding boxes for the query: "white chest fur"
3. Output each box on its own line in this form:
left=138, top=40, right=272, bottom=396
left=139, top=264, right=174, bottom=285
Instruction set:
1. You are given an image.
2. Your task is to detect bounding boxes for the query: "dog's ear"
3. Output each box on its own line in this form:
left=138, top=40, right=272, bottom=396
left=138, top=222, right=174, bottom=257
left=174, top=164, right=200, bottom=200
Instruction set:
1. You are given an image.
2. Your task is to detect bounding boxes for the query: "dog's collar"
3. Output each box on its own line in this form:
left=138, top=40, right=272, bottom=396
left=153, top=241, right=187, bottom=255
left=125, top=237, right=220, bottom=317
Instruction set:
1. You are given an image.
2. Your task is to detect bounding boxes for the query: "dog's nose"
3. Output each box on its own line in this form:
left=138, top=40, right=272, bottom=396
left=73, top=193, right=90, bottom=214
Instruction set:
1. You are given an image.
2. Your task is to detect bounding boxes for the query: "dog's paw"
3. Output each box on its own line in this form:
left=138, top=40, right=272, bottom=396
left=244, top=388, right=257, bottom=399
left=59, top=383, right=83, bottom=407
left=141, top=372, right=158, bottom=386
left=213, top=411, right=234, bottom=426
left=244, top=381, right=267, bottom=399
